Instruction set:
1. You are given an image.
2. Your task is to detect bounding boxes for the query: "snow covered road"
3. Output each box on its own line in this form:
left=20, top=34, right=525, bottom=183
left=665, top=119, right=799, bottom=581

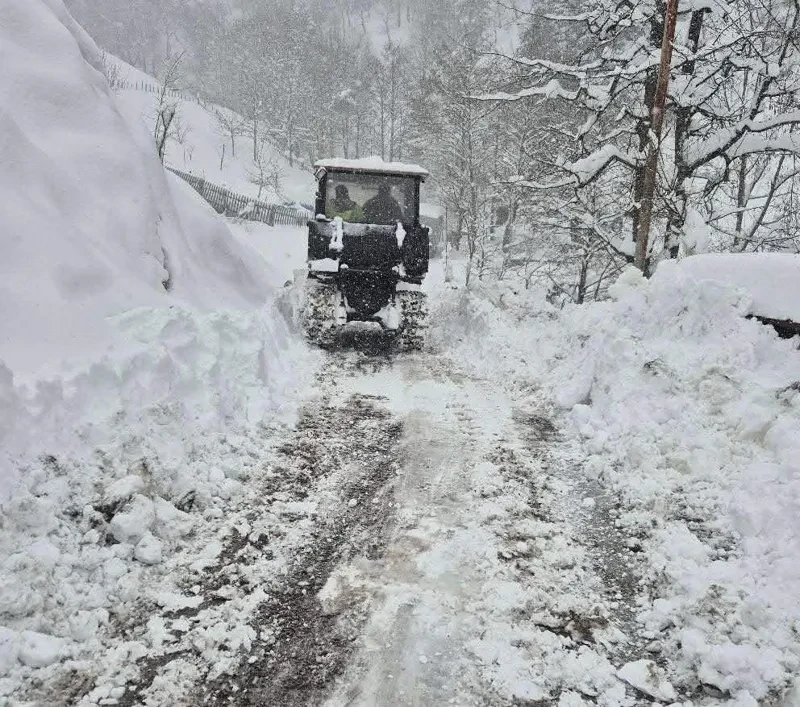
left=81, top=344, right=668, bottom=707
left=10, top=273, right=799, bottom=705
left=10, top=258, right=797, bottom=705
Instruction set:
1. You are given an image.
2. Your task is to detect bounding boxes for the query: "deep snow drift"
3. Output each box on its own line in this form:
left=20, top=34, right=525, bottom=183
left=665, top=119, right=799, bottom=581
left=0, top=0, right=307, bottom=484
left=0, top=1, right=313, bottom=697
left=432, top=260, right=800, bottom=703
left=0, top=2, right=274, bottom=376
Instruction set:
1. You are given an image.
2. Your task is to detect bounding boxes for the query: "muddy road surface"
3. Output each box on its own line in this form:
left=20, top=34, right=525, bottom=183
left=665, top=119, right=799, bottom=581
left=105, top=344, right=655, bottom=707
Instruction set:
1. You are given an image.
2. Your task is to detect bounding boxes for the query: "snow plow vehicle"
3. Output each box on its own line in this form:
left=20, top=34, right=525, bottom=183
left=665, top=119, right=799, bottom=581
left=299, top=157, right=431, bottom=350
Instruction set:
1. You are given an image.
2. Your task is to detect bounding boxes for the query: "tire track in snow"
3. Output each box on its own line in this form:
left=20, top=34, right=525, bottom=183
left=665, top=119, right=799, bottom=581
left=325, top=353, right=656, bottom=706
left=199, top=392, right=402, bottom=706
left=108, top=373, right=403, bottom=706
left=514, top=411, right=650, bottom=665
left=325, top=355, right=503, bottom=706
left=100, top=346, right=656, bottom=706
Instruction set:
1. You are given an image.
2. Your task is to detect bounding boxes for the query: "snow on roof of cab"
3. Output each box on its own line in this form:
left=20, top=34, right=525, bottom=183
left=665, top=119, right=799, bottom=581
left=314, top=156, right=429, bottom=178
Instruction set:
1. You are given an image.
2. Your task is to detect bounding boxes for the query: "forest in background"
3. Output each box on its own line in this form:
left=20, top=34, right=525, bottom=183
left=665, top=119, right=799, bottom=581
left=66, top=0, right=800, bottom=300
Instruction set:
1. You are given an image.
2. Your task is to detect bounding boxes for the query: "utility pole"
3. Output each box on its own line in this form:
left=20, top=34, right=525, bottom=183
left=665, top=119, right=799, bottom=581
left=634, top=0, right=680, bottom=274
left=444, top=204, right=451, bottom=283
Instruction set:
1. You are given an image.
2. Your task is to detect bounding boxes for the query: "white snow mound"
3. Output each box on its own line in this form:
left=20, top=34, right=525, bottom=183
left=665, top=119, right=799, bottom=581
left=675, top=252, right=800, bottom=322
left=0, top=5, right=315, bottom=696
left=431, top=260, right=800, bottom=700
left=0, top=0, right=269, bottom=376
left=0, top=0, right=312, bottom=498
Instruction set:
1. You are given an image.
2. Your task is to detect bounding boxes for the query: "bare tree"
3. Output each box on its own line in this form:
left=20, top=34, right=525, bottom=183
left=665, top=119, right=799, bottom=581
left=100, top=52, right=124, bottom=90
left=634, top=0, right=679, bottom=273
left=213, top=108, right=246, bottom=159
left=153, top=53, right=185, bottom=163
left=248, top=139, right=284, bottom=202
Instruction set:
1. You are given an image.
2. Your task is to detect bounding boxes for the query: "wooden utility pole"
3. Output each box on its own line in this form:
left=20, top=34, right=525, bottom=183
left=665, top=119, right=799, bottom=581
left=634, top=0, right=680, bottom=273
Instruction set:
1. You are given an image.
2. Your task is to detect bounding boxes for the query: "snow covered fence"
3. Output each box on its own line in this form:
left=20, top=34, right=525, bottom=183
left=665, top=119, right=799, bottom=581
left=167, top=168, right=309, bottom=228
left=115, top=78, right=202, bottom=106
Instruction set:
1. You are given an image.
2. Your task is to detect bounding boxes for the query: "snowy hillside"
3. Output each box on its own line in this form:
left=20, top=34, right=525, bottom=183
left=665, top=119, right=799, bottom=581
left=110, top=59, right=315, bottom=206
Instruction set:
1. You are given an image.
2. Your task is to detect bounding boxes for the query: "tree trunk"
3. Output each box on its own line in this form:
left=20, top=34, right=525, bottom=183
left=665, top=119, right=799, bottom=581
left=631, top=3, right=664, bottom=251
left=389, top=56, right=397, bottom=162
left=668, top=8, right=706, bottom=258
left=634, top=0, right=680, bottom=274
left=454, top=210, right=464, bottom=251
left=252, top=110, right=258, bottom=163
left=288, top=118, right=295, bottom=167
left=466, top=131, right=479, bottom=287
left=379, top=91, right=386, bottom=161
left=576, top=256, right=588, bottom=304
left=733, top=155, right=747, bottom=250
left=502, top=200, right=518, bottom=251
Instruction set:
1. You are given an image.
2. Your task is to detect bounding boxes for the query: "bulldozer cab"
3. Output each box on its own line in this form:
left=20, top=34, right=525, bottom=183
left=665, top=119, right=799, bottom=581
left=313, top=158, right=428, bottom=226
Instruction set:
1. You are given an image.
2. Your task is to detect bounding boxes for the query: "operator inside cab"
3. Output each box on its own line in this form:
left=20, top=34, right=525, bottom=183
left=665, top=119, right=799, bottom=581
left=363, top=181, right=404, bottom=224
left=329, top=184, right=364, bottom=222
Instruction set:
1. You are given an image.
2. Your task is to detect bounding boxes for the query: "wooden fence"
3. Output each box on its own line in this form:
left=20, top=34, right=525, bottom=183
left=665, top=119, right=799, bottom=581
left=115, top=79, right=203, bottom=105
left=167, top=167, right=310, bottom=228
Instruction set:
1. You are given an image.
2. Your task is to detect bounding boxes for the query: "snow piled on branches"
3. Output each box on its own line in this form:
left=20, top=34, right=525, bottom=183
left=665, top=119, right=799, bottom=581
left=431, top=264, right=800, bottom=702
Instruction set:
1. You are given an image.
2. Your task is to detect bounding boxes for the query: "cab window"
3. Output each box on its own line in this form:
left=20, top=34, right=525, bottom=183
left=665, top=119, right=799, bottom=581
left=325, top=173, right=417, bottom=225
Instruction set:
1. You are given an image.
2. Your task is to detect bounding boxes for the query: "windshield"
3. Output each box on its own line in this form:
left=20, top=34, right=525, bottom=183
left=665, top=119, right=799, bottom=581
left=324, top=172, right=417, bottom=225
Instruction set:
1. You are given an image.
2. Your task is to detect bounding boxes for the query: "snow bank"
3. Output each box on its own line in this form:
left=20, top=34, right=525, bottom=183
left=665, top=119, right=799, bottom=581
left=675, top=252, right=800, bottom=322
left=0, top=4, right=316, bottom=695
left=431, top=263, right=800, bottom=702
left=0, top=0, right=306, bottom=468
left=0, top=302, right=307, bottom=689
left=228, top=221, right=308, bottom=287
left=428, top=279, right=558, bottom=383
left=0, top=0, right=270, bottom=375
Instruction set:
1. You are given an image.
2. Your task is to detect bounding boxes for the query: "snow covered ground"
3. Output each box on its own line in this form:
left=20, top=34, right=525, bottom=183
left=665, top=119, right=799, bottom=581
left=110, top=59, right=315, bottom=206
left=8, top=243, right=797, bottom=705
left=431, top=262, right=800, bottom=704
left=3, top=2, right=800, bottom=705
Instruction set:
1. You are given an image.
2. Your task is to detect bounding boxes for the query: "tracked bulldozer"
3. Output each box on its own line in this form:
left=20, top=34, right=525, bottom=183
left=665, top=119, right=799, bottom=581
left=299, top=157, right=430, bottom=350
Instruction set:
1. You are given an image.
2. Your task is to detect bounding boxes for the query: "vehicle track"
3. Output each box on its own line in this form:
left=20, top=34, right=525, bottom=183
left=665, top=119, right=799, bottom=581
left=94, top=344, right=653, bottom=707
left=199, top=393, right=402, bottom=706
left=109, top=363, right=403, bottom=706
